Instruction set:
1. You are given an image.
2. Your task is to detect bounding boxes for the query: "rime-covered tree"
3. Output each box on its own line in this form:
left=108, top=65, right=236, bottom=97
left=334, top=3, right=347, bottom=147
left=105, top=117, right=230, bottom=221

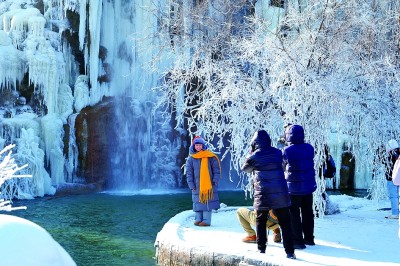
left=0, top=144, right=31, bottom=210
left=150, top=0, right=400, bottom=214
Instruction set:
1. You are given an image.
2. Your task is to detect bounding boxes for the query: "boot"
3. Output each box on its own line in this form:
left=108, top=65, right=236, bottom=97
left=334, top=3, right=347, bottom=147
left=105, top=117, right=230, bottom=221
left=198, top=222, right=210, bottom=226
left=242, top=235, right=256, bottom=243
left=273, top=228, right=282, bottom=243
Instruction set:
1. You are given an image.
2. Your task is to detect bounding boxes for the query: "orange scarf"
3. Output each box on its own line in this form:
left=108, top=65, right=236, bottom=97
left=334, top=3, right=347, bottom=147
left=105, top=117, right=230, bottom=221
left=191, top=150, right=221, bottom=203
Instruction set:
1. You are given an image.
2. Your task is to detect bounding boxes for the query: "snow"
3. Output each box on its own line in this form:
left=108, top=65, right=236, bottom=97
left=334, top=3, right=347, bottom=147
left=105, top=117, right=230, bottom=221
left=0, top=214, right=76, bottom=266
left=155, top=195, right=400, bottom=266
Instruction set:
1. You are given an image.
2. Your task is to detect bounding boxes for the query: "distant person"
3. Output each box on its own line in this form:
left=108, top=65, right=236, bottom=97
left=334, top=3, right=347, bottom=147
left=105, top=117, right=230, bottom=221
left=236, top=207, right=281, bottom=243
left=241, top=130, right=295, bottom=259
left=322, top=145, right=336, bottom=179
left=186, top=136, right=221, bottom=226
left=282, top=124, right=317, bottom=249
left=385, top=139, right=399, bottom=219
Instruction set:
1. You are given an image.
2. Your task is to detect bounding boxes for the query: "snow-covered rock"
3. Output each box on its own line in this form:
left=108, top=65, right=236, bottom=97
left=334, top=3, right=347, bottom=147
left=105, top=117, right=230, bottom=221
left=0, top=214, right=76, bottom=266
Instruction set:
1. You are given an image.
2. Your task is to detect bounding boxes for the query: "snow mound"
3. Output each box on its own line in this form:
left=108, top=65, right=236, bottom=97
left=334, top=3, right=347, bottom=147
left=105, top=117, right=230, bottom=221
left=0, top=214, right=76, bottom=266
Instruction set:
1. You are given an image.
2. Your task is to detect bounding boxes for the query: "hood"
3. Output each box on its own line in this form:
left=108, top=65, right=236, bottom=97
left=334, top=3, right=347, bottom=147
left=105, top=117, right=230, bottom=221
left=284, top=124, right=305, bottom=144
left=250, top=130, right=271, bottom=151
left=189, top=136, right=209, bottom=154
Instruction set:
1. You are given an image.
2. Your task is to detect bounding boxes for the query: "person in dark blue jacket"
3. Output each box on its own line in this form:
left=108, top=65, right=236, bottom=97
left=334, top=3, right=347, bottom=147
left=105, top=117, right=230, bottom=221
left=241, top=130, right=296, bottom=259
left=282, top=124, right=316, bottom=249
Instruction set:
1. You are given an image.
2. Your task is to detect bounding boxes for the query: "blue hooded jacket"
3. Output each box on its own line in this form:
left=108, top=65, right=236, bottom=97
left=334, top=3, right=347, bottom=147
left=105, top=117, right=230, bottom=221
left=241, top=130, right=291, bottom=210
left=186, top=137, right=220, bottom=211
left=282, top=125, right=316, bottom=195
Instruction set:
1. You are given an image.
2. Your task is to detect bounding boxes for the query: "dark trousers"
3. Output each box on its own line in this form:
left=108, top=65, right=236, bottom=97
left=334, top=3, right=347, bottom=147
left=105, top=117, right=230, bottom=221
left=289, top=193, right=314, bottom=244
left=256, top=207, right=294, bottom=254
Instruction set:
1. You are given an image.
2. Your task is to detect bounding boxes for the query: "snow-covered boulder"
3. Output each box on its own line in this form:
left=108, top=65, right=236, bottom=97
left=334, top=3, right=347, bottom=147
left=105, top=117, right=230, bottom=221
left=0, top=214, right=76, bottom=266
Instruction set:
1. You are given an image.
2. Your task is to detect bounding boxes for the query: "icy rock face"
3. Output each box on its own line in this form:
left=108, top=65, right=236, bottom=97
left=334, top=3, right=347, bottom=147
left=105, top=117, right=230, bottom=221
left=0, top=2, right=78, bottom=198
left=74, top=98, right=116, bottom=187
left=0, top=1, right=105, bottom=198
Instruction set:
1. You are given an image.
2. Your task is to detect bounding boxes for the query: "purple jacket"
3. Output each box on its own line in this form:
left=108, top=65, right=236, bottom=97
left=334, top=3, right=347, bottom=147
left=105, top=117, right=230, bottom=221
left=282, top=125, right=316, bottom=195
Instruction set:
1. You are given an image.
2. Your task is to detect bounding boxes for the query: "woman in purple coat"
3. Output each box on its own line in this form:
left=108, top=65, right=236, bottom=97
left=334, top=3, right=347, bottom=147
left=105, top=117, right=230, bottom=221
left=186, top=136, right=221, bottom=226
left=241, top=130, right=296, bottom=259
left=282, top=124, right=316, bottom=249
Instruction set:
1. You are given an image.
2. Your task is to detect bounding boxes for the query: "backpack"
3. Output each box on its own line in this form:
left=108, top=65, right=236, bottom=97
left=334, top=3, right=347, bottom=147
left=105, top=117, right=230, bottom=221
left=392, top=158, right=400, bottom=186
left=323, top=155, right=336, bottom=178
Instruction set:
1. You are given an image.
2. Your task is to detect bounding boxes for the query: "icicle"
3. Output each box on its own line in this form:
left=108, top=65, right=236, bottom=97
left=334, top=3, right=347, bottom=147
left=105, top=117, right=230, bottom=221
left=73, top=75, right=90, bottom=112
left=28, top=16, right=46, bottom=37
left=78, top=0, right=87, bottom=51
left=57, top=83, right=73, bottom=122
left=88, top=0, right=104, bottom=105
left=65, top=114, right=79, bottom=183
left=16, top=128, right=55, bottom=198
left=0, top=30, right=24, bottom=89
left=25, top=33, right=61, bottom=114
left=4, top=8, right=42, bottom=48
left=41, top=114, right=65, bottom=185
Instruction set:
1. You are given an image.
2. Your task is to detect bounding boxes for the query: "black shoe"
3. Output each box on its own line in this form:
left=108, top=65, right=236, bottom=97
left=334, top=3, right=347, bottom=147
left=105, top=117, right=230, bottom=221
left=304, top=240, right=315, bottom=246
left=287, top=253, right=296, bottom=259
left=293, top=244, right=306, bottom=250
left=258, top=249, right=265, bottom=253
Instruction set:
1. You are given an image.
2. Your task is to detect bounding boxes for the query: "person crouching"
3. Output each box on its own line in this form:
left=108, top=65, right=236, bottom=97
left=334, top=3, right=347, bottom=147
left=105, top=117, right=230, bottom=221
left=236, top=207, right=282, bottom=243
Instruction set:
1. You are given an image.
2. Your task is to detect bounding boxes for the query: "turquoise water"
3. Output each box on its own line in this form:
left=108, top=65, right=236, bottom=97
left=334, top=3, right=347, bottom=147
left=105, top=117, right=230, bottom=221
left=11, top=190, right=251, bottom=266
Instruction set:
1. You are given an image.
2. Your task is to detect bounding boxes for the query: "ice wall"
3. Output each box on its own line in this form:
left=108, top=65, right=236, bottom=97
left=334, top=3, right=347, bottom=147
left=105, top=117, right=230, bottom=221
left=0, top=1, right=86, bottom=198
left=0, top=0, right=180, bottom=197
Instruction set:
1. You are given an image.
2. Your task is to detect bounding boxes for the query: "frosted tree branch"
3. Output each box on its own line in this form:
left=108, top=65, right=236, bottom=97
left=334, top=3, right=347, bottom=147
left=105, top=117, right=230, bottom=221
left=0, top=144, right=32, bottom=210
left=147, top=0, right=400, bottom=215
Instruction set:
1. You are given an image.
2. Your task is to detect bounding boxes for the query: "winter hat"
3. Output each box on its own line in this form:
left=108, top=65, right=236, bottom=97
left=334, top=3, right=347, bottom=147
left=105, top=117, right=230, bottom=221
left=388, top=139, right=399, bottom=150
left=192, top=136, right=206, bottom=145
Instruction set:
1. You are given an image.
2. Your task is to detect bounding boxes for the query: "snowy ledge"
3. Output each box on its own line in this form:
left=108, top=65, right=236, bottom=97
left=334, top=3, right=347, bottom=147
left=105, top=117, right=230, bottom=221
left=155, top=207, right=289, bottom=266
left=155, top=196, right=399, bottom=266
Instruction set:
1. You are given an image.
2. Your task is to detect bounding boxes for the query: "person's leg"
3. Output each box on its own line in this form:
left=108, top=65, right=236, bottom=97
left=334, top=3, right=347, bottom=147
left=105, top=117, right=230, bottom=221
left=194, top=211, right=203, bottom=224
left=301, top=193, right=315, bottom=245
left=387, top=181, right=399, bottom=216
left=267, top=210, right=281, bottom=242
left=236, top=208, right=256, bottom=236
left=201, top=211, right=212, bottom=225
left=274, top=207, right=295, bottom=256
left=272, top=227, right=282, bottom=243
left=256, top=210, right=268, bottom=252
left=289, top=195, right=305, bottom=247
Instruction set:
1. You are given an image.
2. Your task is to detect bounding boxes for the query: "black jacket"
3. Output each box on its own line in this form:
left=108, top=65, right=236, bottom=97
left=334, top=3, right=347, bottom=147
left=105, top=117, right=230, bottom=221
left=241, top=130, right=291, bottom=211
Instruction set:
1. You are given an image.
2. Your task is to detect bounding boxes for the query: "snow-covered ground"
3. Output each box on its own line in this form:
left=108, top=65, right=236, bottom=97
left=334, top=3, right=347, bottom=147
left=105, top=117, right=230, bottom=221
left=155, top=195, right=399, bottom=266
